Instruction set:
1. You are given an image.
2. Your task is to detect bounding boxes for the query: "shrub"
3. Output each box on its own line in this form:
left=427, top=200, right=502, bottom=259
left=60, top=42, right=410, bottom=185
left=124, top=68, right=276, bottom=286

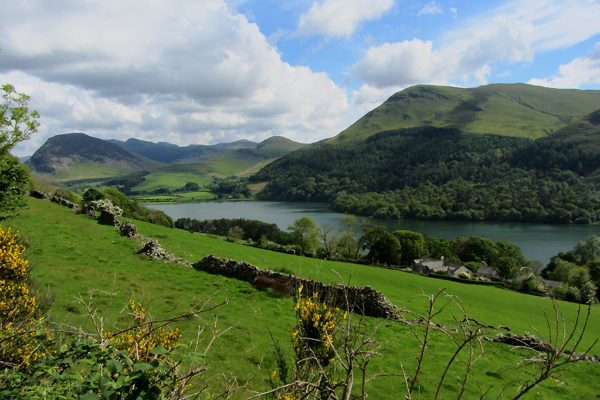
left=0, top=226, right=44, bottom=366
left=292, top=285, right=345, bottom=368
left=565, top=285, right=580, bottom=302
left=459, top=271, right=471, bottom=279
left=580, top=281, right=597, bottom=304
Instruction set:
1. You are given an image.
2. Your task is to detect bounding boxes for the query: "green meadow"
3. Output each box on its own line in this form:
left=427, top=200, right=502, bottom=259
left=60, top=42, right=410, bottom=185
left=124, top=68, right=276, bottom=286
left=6, top=198, right=600, bottom=399
left=132, top=169, right=213, bottom=192
left=133, top=190, right=216, bottom=203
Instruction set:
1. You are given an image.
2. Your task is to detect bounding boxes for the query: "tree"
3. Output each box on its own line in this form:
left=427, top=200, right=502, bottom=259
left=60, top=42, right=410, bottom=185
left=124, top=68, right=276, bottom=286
left=185, top=181, right=200, bottom=191
left=288, top=217, right=320, bottom=255
left=83, top=188, right=105, bottom=203
left=359, top=225, right=401, bottom=265
left=0, top=84, right=40, bottom=155
left=495, top=240, right=527, bottom=280
left=549, top=259, right=577, bottom=283
left=0, top=84, right=39, bottom=219
left=0, top=155, right=30, bottom=220
left=393, top=230, right=426, bottom=266
left=573, top=235, right=600, bottom=265
left=318, top=222, right=338, bottom=259
left=529, top=259, right=545, bottom=275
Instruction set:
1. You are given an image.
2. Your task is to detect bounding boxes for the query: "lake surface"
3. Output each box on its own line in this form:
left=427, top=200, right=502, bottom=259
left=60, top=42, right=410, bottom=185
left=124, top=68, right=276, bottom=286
left=149, top=201, right=600, bottom=265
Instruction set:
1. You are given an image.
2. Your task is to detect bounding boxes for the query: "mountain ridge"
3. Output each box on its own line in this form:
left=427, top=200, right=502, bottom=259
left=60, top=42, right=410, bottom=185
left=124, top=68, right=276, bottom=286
left=329, top=83, right=600, bottom=144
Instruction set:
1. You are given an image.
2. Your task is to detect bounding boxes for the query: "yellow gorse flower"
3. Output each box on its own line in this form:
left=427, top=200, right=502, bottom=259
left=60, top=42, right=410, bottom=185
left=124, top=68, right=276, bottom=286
left=291, top=286, right=345, bottom=368
left=104, top=300, right=180, bottom=363
left=0, top=226, right=43, bottom=366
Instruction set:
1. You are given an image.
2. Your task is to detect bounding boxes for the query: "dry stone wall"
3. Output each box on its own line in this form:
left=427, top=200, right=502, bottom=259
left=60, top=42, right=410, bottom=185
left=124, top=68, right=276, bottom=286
left=192, top=254, right=400, bottom=319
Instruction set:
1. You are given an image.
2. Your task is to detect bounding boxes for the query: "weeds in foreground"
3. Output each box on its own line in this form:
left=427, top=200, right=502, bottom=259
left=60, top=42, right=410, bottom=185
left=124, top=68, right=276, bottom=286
left=258, top=272, right=596, bottom=400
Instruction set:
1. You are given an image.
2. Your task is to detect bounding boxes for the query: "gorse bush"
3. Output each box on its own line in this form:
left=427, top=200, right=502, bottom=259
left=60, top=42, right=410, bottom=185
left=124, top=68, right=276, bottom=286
left=0, top=225, right=43, bottom=367
left=292, top=285, right=346, bottom=368
left=104, top=300, right=181, bottom=362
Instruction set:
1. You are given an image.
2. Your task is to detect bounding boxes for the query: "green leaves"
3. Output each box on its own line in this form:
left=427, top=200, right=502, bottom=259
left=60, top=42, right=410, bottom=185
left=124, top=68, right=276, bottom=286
left=1, top=83, right=40, bottom=155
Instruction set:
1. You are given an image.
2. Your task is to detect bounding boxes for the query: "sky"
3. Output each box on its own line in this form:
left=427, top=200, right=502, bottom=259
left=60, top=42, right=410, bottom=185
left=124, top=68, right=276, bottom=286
left=2, top=0, right=600, bottom=157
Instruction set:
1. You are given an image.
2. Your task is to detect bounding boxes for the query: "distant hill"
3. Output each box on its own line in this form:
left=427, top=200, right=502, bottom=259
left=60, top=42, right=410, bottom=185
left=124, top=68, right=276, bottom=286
left=132, top=136, right=308, bottom=189
left=330, top=83, right=600, bottom=143
left=112, top=138, right=257, bottom=164
left=27, top=133, right=163, bottom=181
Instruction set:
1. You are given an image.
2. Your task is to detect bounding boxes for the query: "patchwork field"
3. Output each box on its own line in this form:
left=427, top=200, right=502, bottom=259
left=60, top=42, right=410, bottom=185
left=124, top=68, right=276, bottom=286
left=6, top=198, right=600, bottom=399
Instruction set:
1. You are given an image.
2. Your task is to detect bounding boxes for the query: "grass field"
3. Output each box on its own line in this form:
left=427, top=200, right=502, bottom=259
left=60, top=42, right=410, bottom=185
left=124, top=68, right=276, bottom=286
left=133, top=190, right=217, bottom=203
left=33, top=163, right=138, bottom=182
left=133, top=170, right=213, bottom=191
left=5, top=198, right=600, bottom=399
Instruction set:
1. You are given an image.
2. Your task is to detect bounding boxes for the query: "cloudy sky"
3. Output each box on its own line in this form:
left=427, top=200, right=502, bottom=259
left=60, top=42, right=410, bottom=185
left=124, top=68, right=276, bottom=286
left=2, top=0, right=600, bottom=156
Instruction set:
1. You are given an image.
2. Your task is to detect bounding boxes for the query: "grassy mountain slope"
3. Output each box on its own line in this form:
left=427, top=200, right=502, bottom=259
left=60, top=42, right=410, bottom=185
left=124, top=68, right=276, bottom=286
left=551, top=108, right=600, bottom=149
left=186, top=136, right=308, bottom=177
left=5, top=198, right=600, bottom=398
left=133, top=136, right=307, bottom=190
left=27, top=132, right=162, bottom=181
left=330, top=84, right=600, bottom=143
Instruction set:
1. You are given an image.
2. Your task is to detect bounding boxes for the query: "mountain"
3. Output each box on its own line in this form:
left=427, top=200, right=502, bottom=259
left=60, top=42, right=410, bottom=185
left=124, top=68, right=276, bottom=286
left=112, top=138, right=257, bottom=164
left=135, top=136, right=308, bottom=181
left=27, top=133, right=162, bottom=180
left=251, top=84, right=600, bottom=224
left=330, top=83, right=600, bottom=143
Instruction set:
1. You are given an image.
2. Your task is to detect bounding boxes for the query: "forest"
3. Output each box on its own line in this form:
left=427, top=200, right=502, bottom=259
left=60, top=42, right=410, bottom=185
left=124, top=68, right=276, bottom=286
left=250, top=127, right=600, bottom=223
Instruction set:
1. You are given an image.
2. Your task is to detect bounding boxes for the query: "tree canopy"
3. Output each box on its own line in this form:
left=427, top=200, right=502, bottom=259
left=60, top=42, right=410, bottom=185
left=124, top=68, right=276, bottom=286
left=0, top=84, right=40, bottom=220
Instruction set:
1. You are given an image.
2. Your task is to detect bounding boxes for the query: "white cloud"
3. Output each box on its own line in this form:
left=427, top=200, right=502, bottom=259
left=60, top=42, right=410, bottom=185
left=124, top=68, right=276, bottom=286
left=418, top=2, right=443, bottom=17
left=1, top=0, right=351, bottom=156
left=529, top=42, right=600, bottom=88
left=297, top=0, right=395, bottom=38
left=352, top=0, right=600, bottom=89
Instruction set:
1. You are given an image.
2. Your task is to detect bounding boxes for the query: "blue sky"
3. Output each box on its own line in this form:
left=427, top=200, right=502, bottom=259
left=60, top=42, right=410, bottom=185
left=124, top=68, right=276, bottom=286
left=2, top=0, right=600, bottom=156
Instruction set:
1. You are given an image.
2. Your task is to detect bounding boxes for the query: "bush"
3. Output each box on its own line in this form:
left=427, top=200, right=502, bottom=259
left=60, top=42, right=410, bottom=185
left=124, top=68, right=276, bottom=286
left=520, top=275, right=541, bottom=294
left=580, top=281, right=598, bottom=304
left=565, top=286, right=580, bottom=302
left=0, top=226, right=45, bottom=366
left=459, top=271, right=471, bottom=279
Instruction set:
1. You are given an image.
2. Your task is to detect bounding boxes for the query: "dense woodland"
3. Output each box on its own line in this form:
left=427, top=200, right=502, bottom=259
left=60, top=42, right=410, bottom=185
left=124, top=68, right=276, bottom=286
left=251, top=127, right=600, bottom=223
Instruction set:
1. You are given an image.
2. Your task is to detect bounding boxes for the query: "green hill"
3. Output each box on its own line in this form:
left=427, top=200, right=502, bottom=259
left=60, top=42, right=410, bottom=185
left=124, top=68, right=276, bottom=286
left=252, top=84, right=600, bottom=223
left=27, top=132, right=163, bottom=181
left=330, top=84, right=600, bottom=143
left=132, top=136, right=307, bottom=191
left=5, top=197, right=600, bottom=399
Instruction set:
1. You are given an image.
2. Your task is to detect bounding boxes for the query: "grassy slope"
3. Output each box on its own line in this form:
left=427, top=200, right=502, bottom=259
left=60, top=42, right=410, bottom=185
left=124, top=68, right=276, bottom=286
left=33, top=163, right=141, bottom=182
left=133, top=137, right=308, bottom=189
left=6, top=198, right=600, bottom=399
left=329, top=84, right=600, bottom=144
left=132, top=168, right=214, bottom=191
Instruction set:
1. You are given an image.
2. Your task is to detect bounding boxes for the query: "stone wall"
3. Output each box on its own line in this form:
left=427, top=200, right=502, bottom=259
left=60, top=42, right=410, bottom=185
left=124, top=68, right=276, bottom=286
left=51, top=195, right=79, bottom=212
left=192, top=254, right=399, bottom=319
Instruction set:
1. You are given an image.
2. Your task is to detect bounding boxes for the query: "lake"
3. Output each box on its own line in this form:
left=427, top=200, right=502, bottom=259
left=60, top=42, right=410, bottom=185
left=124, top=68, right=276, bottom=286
left=148, top=201, right=600, bottom=265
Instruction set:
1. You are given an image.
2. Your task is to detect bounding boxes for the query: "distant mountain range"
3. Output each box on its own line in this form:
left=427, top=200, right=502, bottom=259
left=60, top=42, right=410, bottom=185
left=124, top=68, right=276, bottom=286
left=26, top=132, right=306, bottom=181
left=108, top=138, right=258, bottom=164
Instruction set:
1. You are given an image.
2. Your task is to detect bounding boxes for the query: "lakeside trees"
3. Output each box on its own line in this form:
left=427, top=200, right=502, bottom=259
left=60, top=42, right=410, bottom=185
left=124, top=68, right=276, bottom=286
left=543, top=235, right=600, bottom=302
left=251, top=127, right=600, bottom=224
